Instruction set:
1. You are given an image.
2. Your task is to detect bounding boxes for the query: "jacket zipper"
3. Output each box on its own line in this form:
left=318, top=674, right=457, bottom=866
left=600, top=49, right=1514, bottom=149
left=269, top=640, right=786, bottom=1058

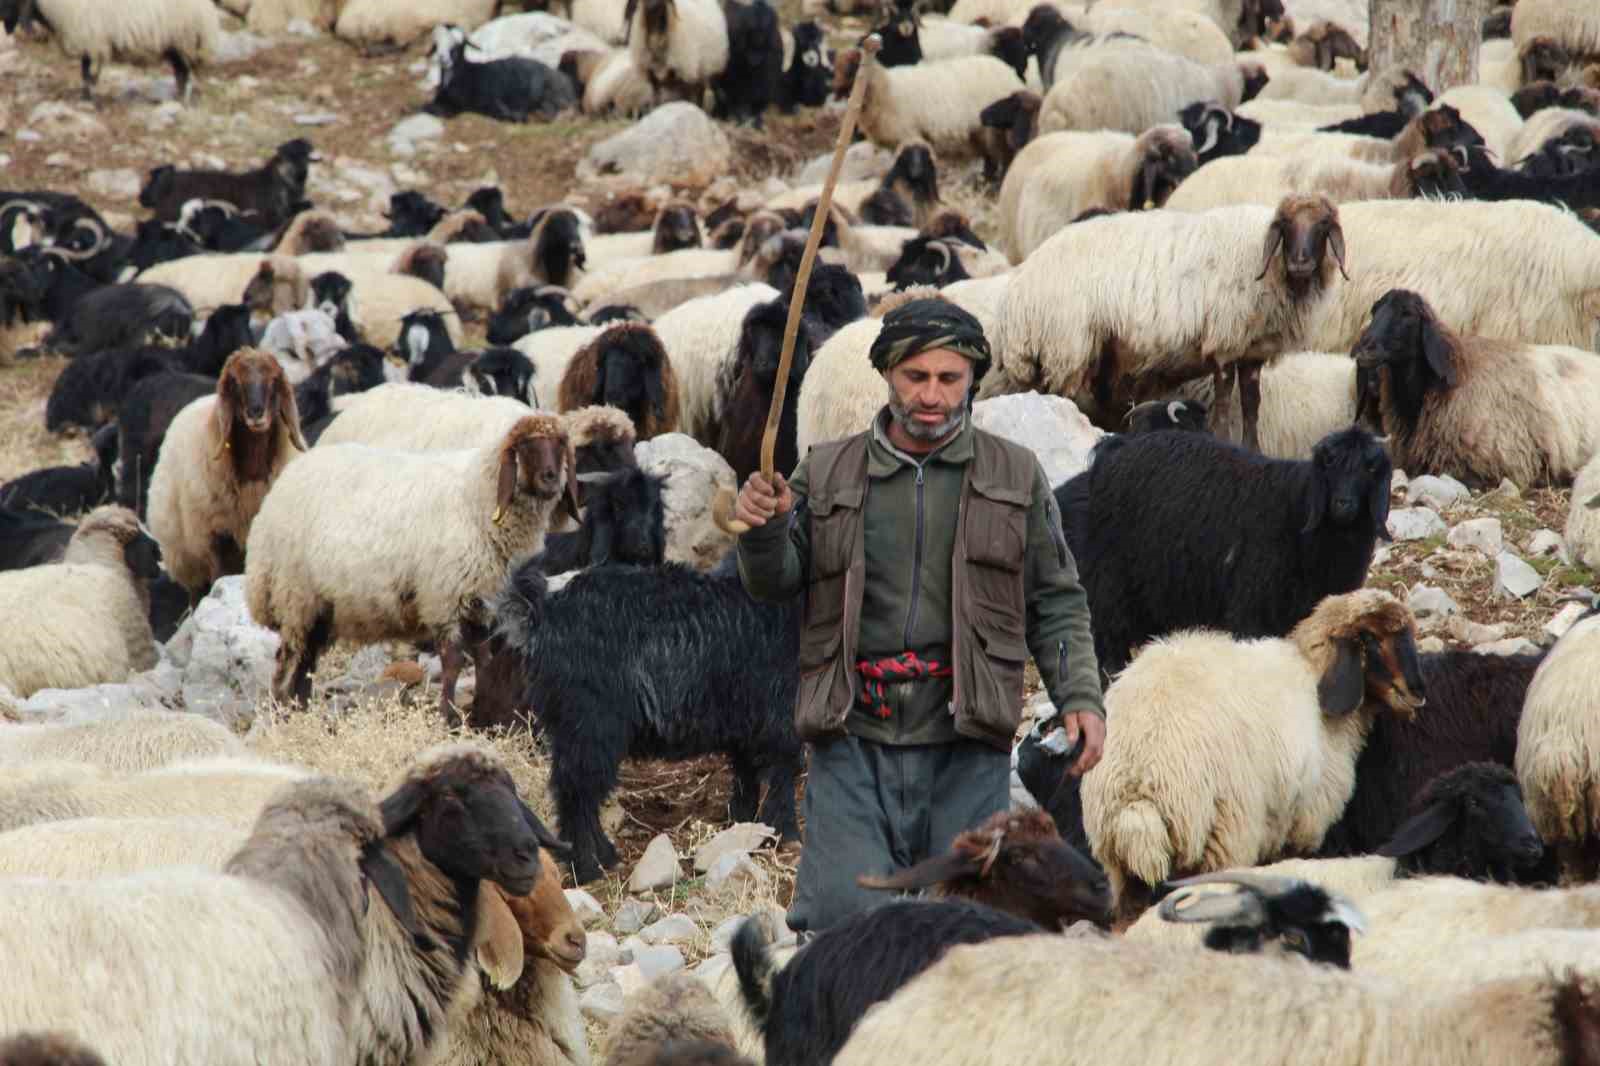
left=904, top=462, right=925, bottom=649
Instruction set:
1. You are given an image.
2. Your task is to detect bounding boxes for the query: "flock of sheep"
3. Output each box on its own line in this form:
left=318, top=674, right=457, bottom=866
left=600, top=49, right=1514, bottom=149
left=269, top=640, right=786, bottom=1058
left=4, top=0, right=1600, bottom=1061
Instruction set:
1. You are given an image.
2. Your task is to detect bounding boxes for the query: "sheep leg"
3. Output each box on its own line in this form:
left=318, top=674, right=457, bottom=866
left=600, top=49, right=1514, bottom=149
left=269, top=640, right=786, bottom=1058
left=287, top=607, right=333, bottom=706
left=729, top=752, right=762, bottom=823
left=756, top=757, right=803, bottom=844
left=79, top=55, right=96, bottom=104
left=1208, top=361, right=1237, bottom=443
left=164, top=49, right=193, bottom=105
left=437, top=638, right=467, bottom=725
left=1238, top=360, right=1263, bottom=453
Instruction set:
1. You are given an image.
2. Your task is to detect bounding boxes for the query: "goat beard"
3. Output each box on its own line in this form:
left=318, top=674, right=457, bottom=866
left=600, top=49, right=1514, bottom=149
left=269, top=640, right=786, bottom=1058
left=887, top=386, right=967, bottom=443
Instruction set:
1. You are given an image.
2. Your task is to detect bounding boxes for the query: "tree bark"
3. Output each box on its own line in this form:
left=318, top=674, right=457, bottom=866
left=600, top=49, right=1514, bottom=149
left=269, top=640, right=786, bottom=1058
left=1368, top=0, right=1494, bottom=93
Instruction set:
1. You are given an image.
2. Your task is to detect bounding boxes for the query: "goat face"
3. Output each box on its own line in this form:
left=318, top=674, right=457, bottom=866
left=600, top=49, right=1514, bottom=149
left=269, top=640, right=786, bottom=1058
left=595, top=331, right=666, bottom=423
left=380, top=758, right=566, bottom=897
left=1306, top=426, right=1391, bottom=536
left=500, top=852, right=588, bottom=972
left=586, top=467, right=666, bottom=566
left=1180, top=103, right=1259, bottom=162
left=218, top=350, right=292, bottom=436
left=1393, top=71, right=1433, bottom=118
left=1125, top=398, right=1209, bottom=435
left=123, top=526, right=165, bottom=582
left=1020, top=5, right=1067, bottom=58
left=1159, top=874, right=1364, bottom=969
left=1351, top=288, right=1456, bottom=389
left=1258, top=194, right=1346, bottom=288
left=653, top=204, right=700, bottom=253
left=1521, top=37, right=1570, bottom=86
left=309, top=271, right=353, bottom=322
left=533, top=209, right=585, bottom=288
left=468, top=348, right=535, bottom=402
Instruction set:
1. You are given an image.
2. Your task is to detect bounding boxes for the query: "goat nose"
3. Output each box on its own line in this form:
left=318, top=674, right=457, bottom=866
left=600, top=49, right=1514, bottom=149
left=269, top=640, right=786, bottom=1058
left=565, top=929, right=587, bottom=959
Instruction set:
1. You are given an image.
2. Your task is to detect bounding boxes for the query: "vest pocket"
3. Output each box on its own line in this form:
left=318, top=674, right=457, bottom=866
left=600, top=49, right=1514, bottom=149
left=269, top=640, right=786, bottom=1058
left=966, top=609, right=1028, bottom=738
left=796, top=628, right=848, bottom=739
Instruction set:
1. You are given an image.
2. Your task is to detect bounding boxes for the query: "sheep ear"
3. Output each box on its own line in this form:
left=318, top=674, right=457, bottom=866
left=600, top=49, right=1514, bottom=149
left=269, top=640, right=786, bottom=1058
left=644, top=363, right=667, bottom=421
left=1327, top=221, right=1349, bottom=280
left=1301, top=463, right=1328, bottom=533
left=275, top=369, right=308, bottom=451
left=1317, top=638, right=1366, bottom=716
left=520, top=797, right=571, bottom=855
left=561, top=443, right=582, bottom=525
left=494, top=446, right=518, bottom=525
left=1368, top=461, right=1392, bottom=540
left=1255, top=221, right=1283, bottom=280
left=473, top=883, right=526, bottom=991
left=212, top=376, right=235, bottom=460
left=1420, top=318, right=1456, bottom=387
left=591, top=509, right=615, bottom=565
left=360, top=840, right=432, bottom=950
left=380, top=780, right=426, bottom=837
left=1376, top=800, right=1457, bottom=858
left=857, top=851, right=983, bottom=892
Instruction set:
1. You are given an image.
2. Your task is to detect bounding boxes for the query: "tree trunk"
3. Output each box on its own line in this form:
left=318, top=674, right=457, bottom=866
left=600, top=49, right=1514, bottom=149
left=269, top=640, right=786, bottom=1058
left=1368, top=0, right=1494, bottom=93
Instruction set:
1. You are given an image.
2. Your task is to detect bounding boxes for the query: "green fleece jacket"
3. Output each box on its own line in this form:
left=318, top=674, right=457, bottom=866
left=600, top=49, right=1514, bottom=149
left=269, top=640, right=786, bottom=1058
left=738, top=410, right=1105, bottom=745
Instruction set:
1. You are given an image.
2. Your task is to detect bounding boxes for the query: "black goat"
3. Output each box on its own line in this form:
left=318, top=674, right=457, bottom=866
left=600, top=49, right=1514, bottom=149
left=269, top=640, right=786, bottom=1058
left=1318, top=649, right=1545, bottom=858
left=465, top=186, right=524, bottom=238
left=1377, top=762, right=1546, bottom=882
left=463, top=347, right=538, bottom=404
left=778, top=21, right=831, bottom=113
left=126, top=219, right=204, bottom=274
left=1155, top=872, right=1365, bottom=968
left=1125, top=398, right=1210, bottom=434
left=715, top=298, right=814, bottom=484
left=394, top=309, right=458, bottom=384
left=886, top=236, right=971, bottom=290
left=1453, top=143, right=1600, bottom=211
left=558, top=323, right=678, bottom=440
left=382, top=191, right=449, bottom=237
left=49, top=283, right=193, bottom=356
left=1179, top=103, right=1263, bottom=164
left=140, top=139, right=316, bottom=227
left=426, top=42, right=576, bottom=123
left=533, top=466, right=666, bottom=575
left=0, top=252, right=48, bottom=332
left=0, top=426, right=116, bottom=519
left=0, top=193, right=128, bottom=283
left=733, top=899, right=1045, bottom=1066
left=179, top=304, right=256, bottom=378
left=45, top=346, right=179, bottom=433
left=14, top=251, right=119, bottom=340
left=713, top=0, right=783, bottom=127
left=0, top=505, right=73, bottom=571
left=176, top=201, right=278, bottom=253
left=295, top=343, right=388, bottom=444
left=491, top=556, right=803, bottom=883
left=308, top=272, right=361, bottom=345
left=527, top=207, right=587, bottom=291
left=782, top=262, right=865, bottom=344
left=1518, top=125, right=1598, bottom=178
left=487, top=284, right=580, bottom=345
left=115, top=371, right=216, bottom=516
left=1057, top=426, right=1391, bottom=676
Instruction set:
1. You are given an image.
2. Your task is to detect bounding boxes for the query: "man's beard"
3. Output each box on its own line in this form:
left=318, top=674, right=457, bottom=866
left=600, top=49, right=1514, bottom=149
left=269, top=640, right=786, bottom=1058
left=888, top=389, right=967, bottom=442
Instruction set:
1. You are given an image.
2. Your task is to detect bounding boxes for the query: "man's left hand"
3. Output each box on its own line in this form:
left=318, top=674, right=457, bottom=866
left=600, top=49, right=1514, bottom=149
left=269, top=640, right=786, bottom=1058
left=1057, top=710, right=1105, bottom=776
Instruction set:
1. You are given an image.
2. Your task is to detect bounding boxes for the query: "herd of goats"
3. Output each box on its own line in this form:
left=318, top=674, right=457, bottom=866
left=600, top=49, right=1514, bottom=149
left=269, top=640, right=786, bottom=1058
left=3, top=0, right=1600, bottom=1062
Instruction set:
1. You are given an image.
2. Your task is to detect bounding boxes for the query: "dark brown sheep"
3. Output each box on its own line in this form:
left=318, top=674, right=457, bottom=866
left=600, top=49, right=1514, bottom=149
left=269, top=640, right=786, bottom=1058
left=557, top=323, right=681, bottom=441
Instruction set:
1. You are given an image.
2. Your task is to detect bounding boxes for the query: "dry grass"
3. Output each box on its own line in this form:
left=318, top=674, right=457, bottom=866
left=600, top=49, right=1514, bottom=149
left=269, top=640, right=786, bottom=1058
left=0, top=355, right=89, bottom=482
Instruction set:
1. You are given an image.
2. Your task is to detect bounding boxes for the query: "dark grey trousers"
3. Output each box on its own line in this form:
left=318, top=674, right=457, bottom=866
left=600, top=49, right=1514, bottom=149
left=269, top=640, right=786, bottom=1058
left=786, top=734, right=1011, bottom=936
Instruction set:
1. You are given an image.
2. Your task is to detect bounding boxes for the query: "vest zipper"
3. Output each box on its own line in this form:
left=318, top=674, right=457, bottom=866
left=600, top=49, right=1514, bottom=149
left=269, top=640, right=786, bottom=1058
left=904, top=462, right=925, bottom=649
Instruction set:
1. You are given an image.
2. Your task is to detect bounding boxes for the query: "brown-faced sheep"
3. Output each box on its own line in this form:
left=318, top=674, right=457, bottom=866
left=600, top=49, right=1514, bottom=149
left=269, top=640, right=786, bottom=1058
left=557, top=322, right=681, bottom=441
left=0, top=1032, right=108, bottom=1066
left=147, top=348, right=306, bottom=600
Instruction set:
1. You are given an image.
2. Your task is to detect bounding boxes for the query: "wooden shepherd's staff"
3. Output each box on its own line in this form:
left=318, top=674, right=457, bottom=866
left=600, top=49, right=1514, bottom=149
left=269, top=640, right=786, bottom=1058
left=713, top=34, right=883, bottom=536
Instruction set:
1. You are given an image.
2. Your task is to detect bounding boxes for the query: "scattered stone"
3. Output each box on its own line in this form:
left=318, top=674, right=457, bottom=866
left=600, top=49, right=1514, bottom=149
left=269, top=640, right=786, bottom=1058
left=1370, top=545, right=1392, bottom=568
left=214, top=31, right=271, bottom=64
left=711, top=916, right=746, bottom=954
left=1406, top=584, right=1460, bottom=619
left=1487, top=477, right=1521, bottom=500
left=693, top=952, right=734, bottom=987
left=574, top=932, right=624, bottom=988
left=388, top=113, right=444, bottom=154
left=640, top=914, right=700, bottom=946
left=1390, top=469, right=1409, bottom=493
left=1446, top=616, right=1506, bottom=645
left=1417, top=636, right=1447, bottom=653
left=971, top=392, right=1105, bottom=487
left=566, top=889, right=605, bottom=926
left=615, top=896, right=663, bottom=935
left=1545, top=602, right=1591, bottom=642
left=1494, top=551, right=1542, bottom=600
left=794, top=140, right=892, bottom=184
left=1447, top=518, right=1503, bottom=556
left=706, top=851, right=769, bottom=890
left=1526, top=529, right=1569, bottom=563
left=28, top=102, right=107, bottom=139
left=18, top=683, right=162, bottom=720
left=694, top=823, right=777, bottom=873
left=1475, top=637, right=1541, bottom=656
left=166, top=576, right=278, bottom=729
left=1404, top=475, right=1470, bottom=511
left=579, top=982, right=626, bottom=1022
left=635, top=434, right=739, bottom=571
left=286, top=17, right=320, bottom=36
left=295, top=112, right=340, bottom=126
left=579, top=102, right=733, bottom=186
left=14, top=130, right=42, bottom=143
left=44, top=152, right=71, bottom=168
left=629, top=834, right=680, bottom=894
left=631, top=945, right=686, bottom=980
left=1387, top=507, right=1446, bottom=542
left=86, top=168, right=142, bottom=201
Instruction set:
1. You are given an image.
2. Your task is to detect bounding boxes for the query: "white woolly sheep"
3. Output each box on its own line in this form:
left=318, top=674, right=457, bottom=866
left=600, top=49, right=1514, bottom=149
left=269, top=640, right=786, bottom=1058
left=997, top=126, right=1197, bottom=263
left=1081, top=588, right=1424, bottom=921
left=314, top=381, right=534, bottom=452
left=602, top=973, right=744, bottom=1066
left=833, top=48, right=1025, bottom=157
left=412, top=207, right=587, bottom=314
left=146, top=349, right=307, bottom=600
left=1162, top=146, right=1463, bottom=210
left=1237, top=97, right=1364, bottom=128
left=289, top=253, right=465, bottom=349
left=1297, top=198, right=1600, bottom=357
left=583, top=202, right=705, bottom=270
left=515, top=325, right=606, bottom=401
left=830, top=932, right=1600, bottom=1066
left=1084, top=4, right=1234, bottom=65
left=1432, top=86, right=1524, bottom=161
left=1516, top=609, right=1600, bottom=883
left=137, top=254, right=306, bottom=320
left=335, top=0, right=497, bottom=48
left=1176, top=350, right=1359, bottom=460
left=0, top=746, right=557, bottom=1066
left=561, top=0, right=631, bottom=44
left=1037, top=38, right=1245, bottom=137
left=989, top=194, right=1348, bottom=449
left=7, top=0, right=220, bottom=103
left=1567, top=456, right=1600, bottom=569
left=563, top=46, right=655, bottom=116
left=650, top=282, right=779, bottom=443
left=949, top=0, right=1080, bottom=27
left=570, top=248, right=738, bottom=307
left=246, top=0, right=337, bottom=34
left=1513, top=0, right=1600, bottom=72
left=245, top=414, right=579, bottom=713
left=1508, top=106, right=1600, bottom=164
left=623, top=0, right=730, bottom=104
left=1350, top=288, right=1600, bottom=489
left=0, top=507, right=160, bottom=700
left=0, top=815, right=248, bottom=878
left=0, top=710, right=242, bottom=774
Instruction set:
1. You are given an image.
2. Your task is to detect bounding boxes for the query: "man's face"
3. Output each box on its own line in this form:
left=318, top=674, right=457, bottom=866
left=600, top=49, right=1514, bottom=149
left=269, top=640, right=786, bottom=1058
left=885, top=347, right=974, bottom=443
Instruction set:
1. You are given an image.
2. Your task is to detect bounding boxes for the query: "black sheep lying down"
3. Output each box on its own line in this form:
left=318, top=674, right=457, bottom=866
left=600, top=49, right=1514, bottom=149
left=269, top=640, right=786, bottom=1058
left=427, top=41, right=576, bottom=122
left=491, top=552, right=803, bottom=883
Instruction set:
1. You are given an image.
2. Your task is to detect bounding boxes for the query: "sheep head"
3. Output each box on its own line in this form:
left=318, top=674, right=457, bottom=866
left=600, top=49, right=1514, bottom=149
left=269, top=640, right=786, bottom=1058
left=494, top=414, right=579, bottom=527
left=737, top=298, right=812, bottom=388
left=1415, top=105, right=1485, bottom=154
left=1155, top=871, right=1365, bottom=968
left=0, top=1031, right=109, bottom=1066
left=1400, top=148, right=1467, bottom=199
left=385, top=190, right=448, bottom=236
left=652, top=202, right=702, bottom=254
left=1239, top=0, right=1285, bottom=40
left=488, top=285, right=578, bottom=346
left=1125, top=398, right=1208, bottom=435
left=577, top=466, right=667, bottom=567
left=72, top=505, right=163, bottom=581
left=466, top=348, right=536, bottom=404
left=887, top=237, right=965, bottom=291
left=1020, top=5, right=1074, bottom=59
left=831, top=47, right=862, bottom=100
left=1520, top=37, right=1570, bottom=86
left=1302, top=426, right=1390, bottom=538
left=1131, top=126, right=1197, bottom=211
left=529, top=207, right=586, bottom=288
left=1257, top=193, right=1346, bottom=288
left=1179, top=102, right=1260, bottom=162
left=212, top=348, right=306, bottom=467
left=380, top=742, right=568, bottom=900
left=1294, top=20, right=1363, bottom=72
left=1351, top=288, right=1458, bottom=389
left=490, top=848, right=588, bottom=976
left=397, top=242, right=448, bottom=291
left=1386, top=68, right=1433, bottom=117
left=1376, top=763, right=1545, bottom=878
left=979, top=92, right=1041, bottom=172
left=857, top=808, right=1114, bottom=929
left=1292, top=589, right=1425, bottom=720
left=563, top=405, right=639, bottom=492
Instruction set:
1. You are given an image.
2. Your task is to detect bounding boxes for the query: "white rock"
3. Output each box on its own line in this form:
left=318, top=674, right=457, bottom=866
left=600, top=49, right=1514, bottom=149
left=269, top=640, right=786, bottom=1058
left=566, top=888, right=606, bottom=926
left=1407, top=584, right=1459, bottom=619
left=389, top=113, right=445, bottom=153
left=1475, top=637, right=1541, bottom=656
left=693, top=952, right=734, bottom=988
left=1495, top=551, right=1542, bottom=600
left=706, top=852, right=769, bottom=890
left=610, top=961, right=650, bottom=997
left=14, top=130, right=42, bottom=143
left=1417, top=636, right=1447, bottom=653
left=628, top=833, right=681, bottom=893
left=694, top=823, right=776, bottom=873
left=793, top=140, right=893, bottom=185
left=295, top=112, right=339, bottom=126
left=286, top=17, right=320, bottom=36
left=972, top=392, right=1106, bottom=488
left=1527, top=529, right=1568, bottom=562
left=18, top=683, right=161, bottom=719
left=27, top=102, right=107, bottom=139
left=213, top=31, right=272, bottom=64
left=1370, top=545, right=1392, bottom=568
left=1390, top=469, right=1409, bottom=493
left=631, top=944, right=686, bottom=980
left=614, top=896, right=662, bottom=933
left=1488, top=477, right=1521, bottom=500
left=579, top=982, right=626, bottom=1021
left=640, top=914, right=700, bottom=946
left=635, top=433, right=739, bottom=571
left=1447, top=518, right=1503, bottom=556
left=575, top=932, right=624, bottom=987
left=711, top=916, right=746, bottom=954
left=1446, top=616, right=1506, bottom=645
left=86, top=168, right=142, bottom=201
left=1544, top=602, right=1591, bottom=642
left=166, top=576, right=278, bottom=729
left=579, top=102, right=733, bottom=187
left=1404, top=474, right=1470, bottom=510
left=1387, top=507, right=1446, bottom=542
left=44, top=152, right=71, bottom=168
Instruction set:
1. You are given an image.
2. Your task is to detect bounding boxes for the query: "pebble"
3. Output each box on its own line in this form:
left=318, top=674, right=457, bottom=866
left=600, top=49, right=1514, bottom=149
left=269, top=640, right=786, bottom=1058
left=1407, top=584, right=1460, bottom=619
left=1494, top=551, right=1542, bottom=600
left=1446, top=518, right=1503, bottom=557
left=1387, top=507, right=1446, bottom=542
left=566, top=889, right=605, bottom=926
left=1446, top=616, right=1506, bottom=645
left=627, top=834, right=681, bottom=894
left=579, top=982, right=625, bottom=1022
left=640, top=914, right=700, bottom=946
left=1544, top=602, right=1591, bottom=642
left=614, top=898, right=661, bottom=935
left=1474, top=637, right=1542, bottom=656
left=1527, top=529, right=1568, bottom=562
left=694, top=823, right=776, bottom=873
left=706, top=852, right=769, bottom=890
left=1404, top=475, right=1470, bottom=511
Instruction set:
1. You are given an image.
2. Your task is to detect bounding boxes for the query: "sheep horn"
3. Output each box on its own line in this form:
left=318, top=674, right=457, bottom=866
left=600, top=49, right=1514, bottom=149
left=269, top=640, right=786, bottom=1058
left=1156, top=884, right=1268, bottom=928
left=712, top=32, right=884, bottom=537
left=1196, top=117, right=1220, bottom=157
left=1587, top=493, right=1600, bottom=509
left=1163, top=870, right=1309, bottom=897
left=1167, top=400, right=1184, bottom=424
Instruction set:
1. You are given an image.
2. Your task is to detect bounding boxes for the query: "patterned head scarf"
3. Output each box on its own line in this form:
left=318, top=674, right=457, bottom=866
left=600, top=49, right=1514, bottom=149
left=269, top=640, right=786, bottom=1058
left=869, top=298, right=992, bottom=394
